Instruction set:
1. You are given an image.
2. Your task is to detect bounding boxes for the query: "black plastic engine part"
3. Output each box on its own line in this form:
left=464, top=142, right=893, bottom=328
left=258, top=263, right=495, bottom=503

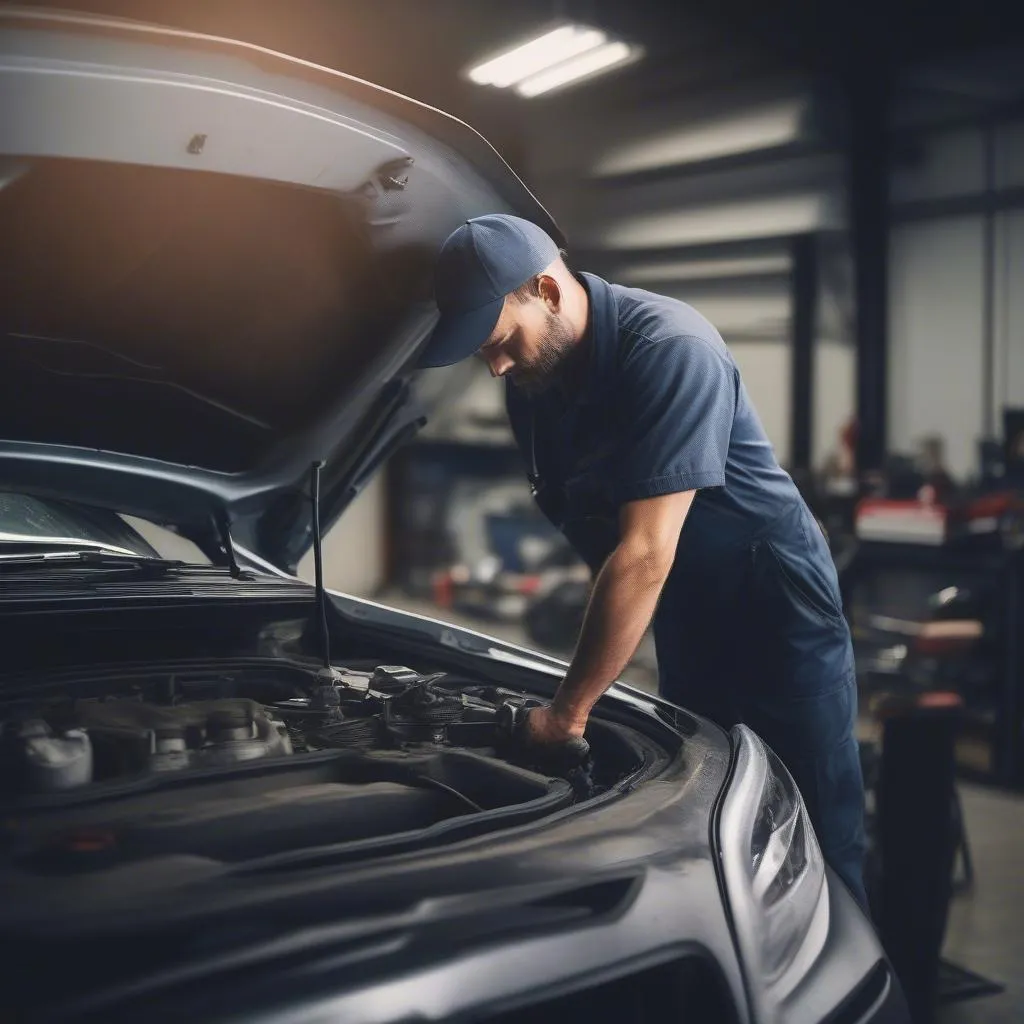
left=370, top=665, right=420, bottom=692
left=308, top=716, right=381, bottom=751
left=389, top=675, right=465, bottom=724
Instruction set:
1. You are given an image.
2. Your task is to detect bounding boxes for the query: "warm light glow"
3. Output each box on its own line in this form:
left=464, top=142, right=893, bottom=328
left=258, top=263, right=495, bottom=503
left=515, top=40, right=634, bottom=97
left=466, top=25, right=606, bottom=88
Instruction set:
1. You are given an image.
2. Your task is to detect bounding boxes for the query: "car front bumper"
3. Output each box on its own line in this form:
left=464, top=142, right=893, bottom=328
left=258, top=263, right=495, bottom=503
left=229, top=866, right=904, bottom=1024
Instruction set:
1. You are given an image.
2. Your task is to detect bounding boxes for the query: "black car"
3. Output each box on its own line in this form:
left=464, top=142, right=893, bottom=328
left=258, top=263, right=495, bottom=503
left=0, top=8, right=906, bottom=1022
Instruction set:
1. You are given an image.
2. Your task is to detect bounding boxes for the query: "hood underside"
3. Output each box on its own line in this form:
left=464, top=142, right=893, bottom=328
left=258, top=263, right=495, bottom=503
left=0, top=7, right=561, bottom=569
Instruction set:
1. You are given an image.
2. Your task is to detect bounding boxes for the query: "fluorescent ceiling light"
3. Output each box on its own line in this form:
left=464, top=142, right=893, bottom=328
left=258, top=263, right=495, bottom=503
left=615, top=254, right=793, bottom=283
left=593, top=99, right=808, bottom=176
left=467, top=25, right=606, bottom=88
left=465, top=24, right=637, bottom=97
left=515, top=40, right=635, bottom=97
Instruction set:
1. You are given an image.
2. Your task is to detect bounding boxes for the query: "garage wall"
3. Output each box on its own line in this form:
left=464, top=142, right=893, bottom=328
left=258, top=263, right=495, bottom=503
left=886, top=119, right=1024, bottom=479
left=815, top=341, right=856, bottom=468
left=813, top=237, right=857, bottom=468
left=729, top=341, right=792, bottom=465
left=297, top=473, right=385, bottom=596
left=995, top=210, right=1024, bottom=415
left=660, top=261, right=856, bottom=472
left=710, top=338, right=855, bottom=473
left=888, top=217, right=986, bottom=477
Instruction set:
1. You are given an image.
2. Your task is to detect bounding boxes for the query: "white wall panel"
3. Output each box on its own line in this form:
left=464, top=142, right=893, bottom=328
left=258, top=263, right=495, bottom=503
left=888, top=218, right=985, bottom=478
left=729, top=341, right=791, bottom=466
left=298, top=473, right=384, bottom=596
left=995, top=210, right=1024, bottom=413
left=813, top=342, right=856, bottom=470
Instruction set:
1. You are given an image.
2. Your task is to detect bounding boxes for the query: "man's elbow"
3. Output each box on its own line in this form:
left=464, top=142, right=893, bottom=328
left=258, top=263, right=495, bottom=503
left=619, top=540, right=675, bottom=589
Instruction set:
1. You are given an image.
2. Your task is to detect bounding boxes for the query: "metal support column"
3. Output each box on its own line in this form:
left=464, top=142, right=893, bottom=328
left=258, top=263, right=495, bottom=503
left=982, top=120, right=997, bottom=438
left=848, top=77, right=891, bottom=473
left=790, top=233, right=817, bottom=475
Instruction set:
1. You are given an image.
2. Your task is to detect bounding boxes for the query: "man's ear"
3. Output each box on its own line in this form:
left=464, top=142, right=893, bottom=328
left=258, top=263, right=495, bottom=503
left=537, top=274, right=562, bottom=313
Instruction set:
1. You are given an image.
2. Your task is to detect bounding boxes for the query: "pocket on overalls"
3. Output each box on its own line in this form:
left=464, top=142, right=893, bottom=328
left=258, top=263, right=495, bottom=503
left=764, top=506, right=845, bottom=628
left=748, top=505, right=853, bottom=698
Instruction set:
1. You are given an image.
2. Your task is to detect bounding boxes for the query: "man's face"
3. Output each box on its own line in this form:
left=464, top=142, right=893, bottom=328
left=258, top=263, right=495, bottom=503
left=477, top=288, right=577, bottom=396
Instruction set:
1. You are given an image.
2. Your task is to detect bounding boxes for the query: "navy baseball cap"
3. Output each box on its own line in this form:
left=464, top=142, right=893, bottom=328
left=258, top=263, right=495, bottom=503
left=418, top=213, right=560, bottom=369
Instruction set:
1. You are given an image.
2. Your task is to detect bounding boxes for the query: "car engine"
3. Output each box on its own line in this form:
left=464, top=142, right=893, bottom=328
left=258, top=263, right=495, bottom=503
left=0, top=661, right=567, bottom=793
left=0, top=659, right=642, bottom=896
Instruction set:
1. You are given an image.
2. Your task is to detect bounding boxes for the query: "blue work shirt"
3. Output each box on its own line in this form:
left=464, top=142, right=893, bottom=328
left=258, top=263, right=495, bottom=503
left=505, top=272, right=853, bottom=708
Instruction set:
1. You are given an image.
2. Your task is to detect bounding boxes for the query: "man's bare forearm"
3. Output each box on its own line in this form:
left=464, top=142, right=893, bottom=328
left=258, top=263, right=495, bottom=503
left=550, top=544, right=669, bottom=732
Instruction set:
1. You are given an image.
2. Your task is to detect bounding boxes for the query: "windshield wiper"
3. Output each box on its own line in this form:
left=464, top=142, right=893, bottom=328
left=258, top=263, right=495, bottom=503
left=0, top=533, right=144, bottom=558
left=0, top=548, right=184, bottom=576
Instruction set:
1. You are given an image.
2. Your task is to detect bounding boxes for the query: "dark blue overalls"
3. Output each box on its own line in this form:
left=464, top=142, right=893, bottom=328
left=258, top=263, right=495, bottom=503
left=506, top=272, right=868, bottom=908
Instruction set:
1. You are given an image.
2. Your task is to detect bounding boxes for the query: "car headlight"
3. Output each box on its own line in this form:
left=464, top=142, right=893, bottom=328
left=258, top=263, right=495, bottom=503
left=717, top=725, right=831, bottom=1021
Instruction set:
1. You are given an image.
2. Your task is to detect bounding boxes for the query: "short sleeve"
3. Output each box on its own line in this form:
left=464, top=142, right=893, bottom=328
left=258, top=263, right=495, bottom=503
left=612, top=335, right=736, bottom=504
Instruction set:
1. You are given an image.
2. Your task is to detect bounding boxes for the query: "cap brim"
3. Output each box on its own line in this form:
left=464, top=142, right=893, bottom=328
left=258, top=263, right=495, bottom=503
left=417, top=296, right=504, bottom=369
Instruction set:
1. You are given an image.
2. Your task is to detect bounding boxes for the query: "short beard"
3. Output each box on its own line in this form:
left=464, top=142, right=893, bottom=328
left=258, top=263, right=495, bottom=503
left=512, top=314, right=577, bottom=396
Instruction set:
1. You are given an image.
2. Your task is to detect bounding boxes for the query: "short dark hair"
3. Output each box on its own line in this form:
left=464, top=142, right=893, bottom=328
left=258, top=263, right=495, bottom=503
left=507, top=248, right=571, bottom=304
left=508, top=275, right=542, bottom=304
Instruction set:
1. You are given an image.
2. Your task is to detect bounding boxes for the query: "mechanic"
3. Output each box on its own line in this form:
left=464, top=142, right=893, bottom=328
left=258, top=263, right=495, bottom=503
left=418, top=214, right=868, bottom=909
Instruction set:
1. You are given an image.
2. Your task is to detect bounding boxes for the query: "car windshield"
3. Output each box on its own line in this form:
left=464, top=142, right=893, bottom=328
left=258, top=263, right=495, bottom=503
left=0, top=491, right=174, bottom=560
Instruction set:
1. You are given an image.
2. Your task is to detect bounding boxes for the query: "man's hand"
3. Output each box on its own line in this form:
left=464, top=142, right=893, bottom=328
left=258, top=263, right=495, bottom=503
left=523, top=704, right=584, bottom=744
left=497, top=704, right=591, bottom=780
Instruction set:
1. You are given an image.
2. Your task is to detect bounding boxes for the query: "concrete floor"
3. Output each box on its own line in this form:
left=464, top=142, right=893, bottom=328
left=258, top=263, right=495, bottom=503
left=938, top=783, right=1024, bottom=1023
left=383, top=591, right=1023, bottom=1022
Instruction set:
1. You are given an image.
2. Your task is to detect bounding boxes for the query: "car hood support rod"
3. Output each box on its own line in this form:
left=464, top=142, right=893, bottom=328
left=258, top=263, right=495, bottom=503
left=310, top=460, right=332, bottom=672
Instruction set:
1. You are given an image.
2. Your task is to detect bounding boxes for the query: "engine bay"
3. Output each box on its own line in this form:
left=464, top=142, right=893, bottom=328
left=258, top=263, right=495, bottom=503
left=0, top=659, right=645, bottom=891
left=0, top=660, right=593, bottom=791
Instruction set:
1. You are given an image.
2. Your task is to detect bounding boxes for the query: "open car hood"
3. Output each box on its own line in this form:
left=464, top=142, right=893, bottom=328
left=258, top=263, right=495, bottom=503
left=0, top=7, right=561, bottom=570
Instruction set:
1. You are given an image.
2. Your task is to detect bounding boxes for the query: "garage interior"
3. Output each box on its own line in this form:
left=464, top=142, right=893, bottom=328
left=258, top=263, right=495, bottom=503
left=20, top=0, right=1024, bottom=1020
